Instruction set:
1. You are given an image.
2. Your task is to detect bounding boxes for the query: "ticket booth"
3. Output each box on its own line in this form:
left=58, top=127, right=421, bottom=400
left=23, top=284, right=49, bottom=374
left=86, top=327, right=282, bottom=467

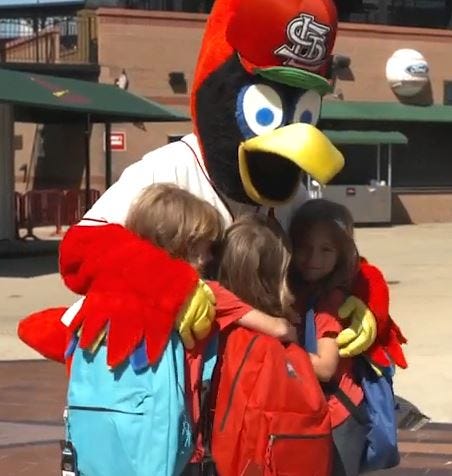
left=308, top=130, right=408, bottom=224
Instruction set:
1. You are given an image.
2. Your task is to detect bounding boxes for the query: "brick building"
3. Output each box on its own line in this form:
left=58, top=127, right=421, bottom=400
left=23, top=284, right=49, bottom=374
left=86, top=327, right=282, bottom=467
left=6, top=1, right=452, bottom=223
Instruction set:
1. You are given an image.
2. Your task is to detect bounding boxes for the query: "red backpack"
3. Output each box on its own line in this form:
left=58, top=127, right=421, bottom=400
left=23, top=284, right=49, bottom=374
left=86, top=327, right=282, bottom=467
left=211, top=327, right=333, bottom=476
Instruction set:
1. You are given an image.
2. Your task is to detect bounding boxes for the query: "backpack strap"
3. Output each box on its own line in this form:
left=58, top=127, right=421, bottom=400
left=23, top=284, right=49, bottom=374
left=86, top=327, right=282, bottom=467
left=303, top=300, right=318, bottom=354
left=322, top=379, right=369, bottom=426
left=195, top=333, right=219, bottom=476
left=303, top=301, right=369, bottom=427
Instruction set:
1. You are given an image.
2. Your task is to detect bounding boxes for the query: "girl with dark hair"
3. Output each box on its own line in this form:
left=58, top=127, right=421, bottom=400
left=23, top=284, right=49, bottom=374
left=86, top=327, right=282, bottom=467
left=289, top=198, right=366, bottom=476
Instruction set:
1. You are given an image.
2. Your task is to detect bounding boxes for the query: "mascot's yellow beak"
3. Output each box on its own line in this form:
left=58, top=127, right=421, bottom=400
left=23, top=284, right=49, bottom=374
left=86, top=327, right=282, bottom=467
left=238, top=123, right=344, bottom=207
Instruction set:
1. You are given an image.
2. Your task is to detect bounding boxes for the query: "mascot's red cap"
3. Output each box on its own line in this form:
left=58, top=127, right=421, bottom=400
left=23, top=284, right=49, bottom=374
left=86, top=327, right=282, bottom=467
left=191, top=0, right=337, bottom=119
left=228, top=0, right=337, bottom=93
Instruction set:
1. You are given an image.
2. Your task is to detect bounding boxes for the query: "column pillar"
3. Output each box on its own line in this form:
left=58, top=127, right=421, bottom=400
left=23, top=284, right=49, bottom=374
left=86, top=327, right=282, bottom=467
left=0, top=104, right=15, bottom=241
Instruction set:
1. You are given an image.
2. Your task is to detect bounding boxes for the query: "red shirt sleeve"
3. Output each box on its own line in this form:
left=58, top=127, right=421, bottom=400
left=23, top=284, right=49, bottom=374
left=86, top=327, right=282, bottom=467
left=206, top=280, right=253, bottom=331
left=315, top=289, right=345, bottom=339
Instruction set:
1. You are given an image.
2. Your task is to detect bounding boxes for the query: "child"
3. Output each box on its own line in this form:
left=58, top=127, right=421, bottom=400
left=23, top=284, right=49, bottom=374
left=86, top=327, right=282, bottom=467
left=126, top=184, right=300, bottom=472
left=125, top=183, right=298, bottom=343
left=218, top=213, right=295, bottom=321
left=288, top=199, right=368, bottom=476
left=213, top=214, right=334, bottom=476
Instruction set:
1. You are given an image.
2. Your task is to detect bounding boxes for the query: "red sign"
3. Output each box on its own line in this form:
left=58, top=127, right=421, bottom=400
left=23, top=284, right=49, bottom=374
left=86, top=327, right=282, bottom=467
left=105, top=131, right=126, bottom=152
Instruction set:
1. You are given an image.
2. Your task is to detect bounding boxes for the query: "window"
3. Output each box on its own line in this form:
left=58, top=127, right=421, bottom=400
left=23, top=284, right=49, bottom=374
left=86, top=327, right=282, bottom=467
left=338, top=0, right=452, bottom=29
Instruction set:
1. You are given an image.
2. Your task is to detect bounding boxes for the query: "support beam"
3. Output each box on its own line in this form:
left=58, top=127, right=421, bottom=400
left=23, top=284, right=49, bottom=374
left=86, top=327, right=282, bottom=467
left=388, top=145, right=393, bottom=187
left=0, top=104, right=15, bottom=241
left=377, top=144, right=381, bottom=183
left=105, top=122, right=112, bottom=189
left=84, top=115, right=91, bottom=214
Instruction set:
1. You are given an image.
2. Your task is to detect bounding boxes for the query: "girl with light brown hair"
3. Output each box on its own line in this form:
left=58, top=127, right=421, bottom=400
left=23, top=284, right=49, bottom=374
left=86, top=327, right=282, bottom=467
left=218, top=214, right=296, bottom=321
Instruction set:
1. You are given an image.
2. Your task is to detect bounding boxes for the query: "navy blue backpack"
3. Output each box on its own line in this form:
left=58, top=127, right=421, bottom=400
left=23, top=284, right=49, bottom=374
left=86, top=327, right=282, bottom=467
left=304, top=305, right=400, bottom=473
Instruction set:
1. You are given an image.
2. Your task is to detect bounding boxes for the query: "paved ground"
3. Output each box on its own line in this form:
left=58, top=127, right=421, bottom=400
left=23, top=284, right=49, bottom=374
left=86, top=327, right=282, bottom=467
left=354, top=223, right=452, bottom=423
left=0, top=361, right=65, bottom=476
left=0, top=360, right=451, bottom=476
left=1, top=223, right=452, bottom=474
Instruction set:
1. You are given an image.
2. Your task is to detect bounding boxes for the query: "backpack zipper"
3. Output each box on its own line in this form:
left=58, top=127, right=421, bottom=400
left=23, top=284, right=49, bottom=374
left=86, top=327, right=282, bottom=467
left=219, top=334, right=260, bottom=431
left=269, top=433, right=330, bottom=441
left=265, top=433, right=331, bottom=468
left=68, top=405, right=144, bottom=415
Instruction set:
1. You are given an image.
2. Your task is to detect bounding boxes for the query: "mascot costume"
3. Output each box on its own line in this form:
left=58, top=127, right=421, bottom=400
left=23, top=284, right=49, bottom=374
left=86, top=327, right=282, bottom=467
left=19, top=0, right=406, bottom=387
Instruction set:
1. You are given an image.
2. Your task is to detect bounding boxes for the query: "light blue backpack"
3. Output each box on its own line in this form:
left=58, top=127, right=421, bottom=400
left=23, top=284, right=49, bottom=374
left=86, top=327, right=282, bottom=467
left=64, top=332, right=216, bottom=476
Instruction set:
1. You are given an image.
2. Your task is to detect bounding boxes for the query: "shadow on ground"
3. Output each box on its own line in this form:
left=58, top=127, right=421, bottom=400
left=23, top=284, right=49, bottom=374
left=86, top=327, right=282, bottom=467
left=396, top=396, right=430, bottom=431
left=0, top=255, right=60, bottom=278
left=0, top=238, right=59, bottom=259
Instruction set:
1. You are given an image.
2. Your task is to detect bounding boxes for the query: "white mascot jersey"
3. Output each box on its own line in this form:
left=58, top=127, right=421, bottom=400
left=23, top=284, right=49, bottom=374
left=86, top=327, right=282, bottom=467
left=83, top=134, right=308, bottom=230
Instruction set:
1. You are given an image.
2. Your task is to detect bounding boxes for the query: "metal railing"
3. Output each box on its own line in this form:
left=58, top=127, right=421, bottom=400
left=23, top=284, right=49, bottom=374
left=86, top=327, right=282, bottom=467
left=0, top=15, right=97, bottom=64
left=15, top=188, right=101, bottom=238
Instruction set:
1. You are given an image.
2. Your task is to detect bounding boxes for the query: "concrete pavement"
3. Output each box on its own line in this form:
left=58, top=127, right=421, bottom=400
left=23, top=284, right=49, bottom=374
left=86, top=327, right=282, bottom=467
left=0, top=360, right=451, bottom=475
left=0, top=253, right=77, bottom=361
left=355, top=223, right=452, bottom=423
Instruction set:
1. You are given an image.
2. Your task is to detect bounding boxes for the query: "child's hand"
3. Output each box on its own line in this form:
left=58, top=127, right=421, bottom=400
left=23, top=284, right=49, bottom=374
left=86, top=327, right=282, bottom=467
left=238, top=310, right=299, bottom=343
left=276, top=318, right=299, bottom=343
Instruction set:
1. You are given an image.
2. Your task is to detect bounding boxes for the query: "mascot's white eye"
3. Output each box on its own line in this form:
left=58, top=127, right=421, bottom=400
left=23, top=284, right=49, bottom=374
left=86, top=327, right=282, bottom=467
left=292, top=90, right=321, bottom=125
left=238, top=84, right=284, bottom=136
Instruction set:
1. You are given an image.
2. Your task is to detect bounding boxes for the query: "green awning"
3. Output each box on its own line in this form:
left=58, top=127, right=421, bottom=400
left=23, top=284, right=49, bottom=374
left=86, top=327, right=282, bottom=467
left=0, top=68, right=188, bottom=123
left=321, top=101, right=452, bottom=123
left=323, top=130, right=408, bottom=145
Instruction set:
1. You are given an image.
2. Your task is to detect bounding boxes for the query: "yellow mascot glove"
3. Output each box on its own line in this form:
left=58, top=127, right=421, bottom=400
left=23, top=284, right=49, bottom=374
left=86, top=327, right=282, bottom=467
left=176, top=280, right=216, bottom=350
left=337, top=296, right=377, bottom=359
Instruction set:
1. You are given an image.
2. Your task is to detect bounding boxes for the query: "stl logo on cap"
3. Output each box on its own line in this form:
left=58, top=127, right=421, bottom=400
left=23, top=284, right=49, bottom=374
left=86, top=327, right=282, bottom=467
left=226, top=0, right=337, bottom=94
left=274, top=13, right=331, bottom=68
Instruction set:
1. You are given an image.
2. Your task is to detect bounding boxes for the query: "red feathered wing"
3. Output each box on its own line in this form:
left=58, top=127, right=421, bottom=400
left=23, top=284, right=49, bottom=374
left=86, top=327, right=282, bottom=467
left=353, top=259, right=407, bottom=369
left=19, top=224, right=199, bottom=369
left=18, top=307, right=69, bottom=363
left=59, top=224, right=199, bottom=368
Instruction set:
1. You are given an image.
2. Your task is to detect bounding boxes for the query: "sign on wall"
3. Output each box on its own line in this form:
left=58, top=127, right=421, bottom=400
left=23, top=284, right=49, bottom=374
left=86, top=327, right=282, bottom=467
left=104, top=131, right=127, bottom=152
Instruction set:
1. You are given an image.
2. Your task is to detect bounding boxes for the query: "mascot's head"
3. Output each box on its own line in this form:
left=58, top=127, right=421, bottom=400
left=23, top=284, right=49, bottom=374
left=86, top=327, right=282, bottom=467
left=191, top=0, right=344, bottom=206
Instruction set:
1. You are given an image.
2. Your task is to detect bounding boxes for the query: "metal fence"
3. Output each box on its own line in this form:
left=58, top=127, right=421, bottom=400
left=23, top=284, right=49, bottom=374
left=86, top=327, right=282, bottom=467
left=0, top=15, right=97, bottom=64
left=15, top=188, right=101, bottom=239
